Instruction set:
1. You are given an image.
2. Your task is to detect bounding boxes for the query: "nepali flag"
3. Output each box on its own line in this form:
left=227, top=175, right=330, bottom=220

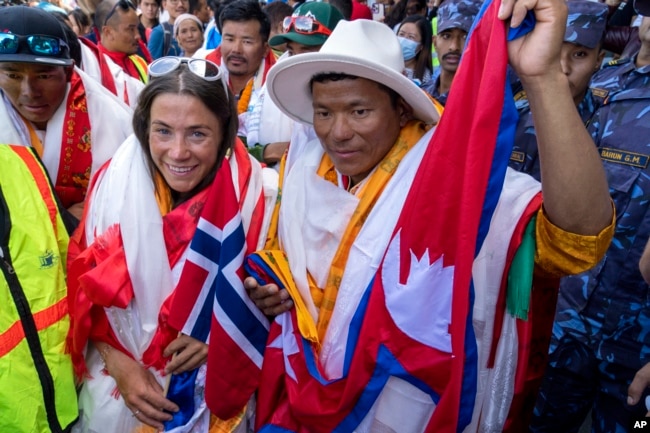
left=163, top=160, right=262, bottom=430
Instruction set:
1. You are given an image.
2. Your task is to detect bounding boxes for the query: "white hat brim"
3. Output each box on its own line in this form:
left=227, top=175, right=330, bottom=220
left=266, top=53, right=439, bottom=126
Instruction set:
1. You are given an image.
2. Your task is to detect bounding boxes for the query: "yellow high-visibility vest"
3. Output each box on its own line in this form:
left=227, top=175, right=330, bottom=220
left=0, top=145, right=78, bottom=433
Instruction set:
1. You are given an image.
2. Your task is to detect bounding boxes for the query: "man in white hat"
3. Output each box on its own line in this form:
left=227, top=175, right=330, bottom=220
left=218, top=0, right=615, bottom=429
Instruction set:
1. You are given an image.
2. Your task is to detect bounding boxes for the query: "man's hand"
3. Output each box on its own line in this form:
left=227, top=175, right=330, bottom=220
left=67, top=201, right=85, bottom=220
left=101, top=344, right=179, bottom=430
left=628, top=362, right=650, bottom=415
left=498, top=0, right=612, bottom=236
left=500, top=0, right=568, bottom=83
left=244, top=276, right=294, bottom=316
left=163, top=334, right=208, bottom=375
left=262, top=141, right=289, bottom=165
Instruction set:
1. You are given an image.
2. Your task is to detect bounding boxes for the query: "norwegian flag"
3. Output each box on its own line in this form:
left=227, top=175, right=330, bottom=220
left=203, top=160, right=271, bottom=419
left=164, top=160, right=268, bottom=429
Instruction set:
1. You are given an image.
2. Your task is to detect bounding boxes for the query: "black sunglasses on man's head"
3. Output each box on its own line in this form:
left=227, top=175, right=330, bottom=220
left=104, top=0, right=137, bottom=26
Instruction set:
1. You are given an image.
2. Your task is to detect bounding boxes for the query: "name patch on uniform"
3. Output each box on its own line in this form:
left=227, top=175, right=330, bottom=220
left=591, top=88, right=609, bottom=99
left=510, top=151, right=525, bottom=163
left=599, top=148, right=649, bottom=168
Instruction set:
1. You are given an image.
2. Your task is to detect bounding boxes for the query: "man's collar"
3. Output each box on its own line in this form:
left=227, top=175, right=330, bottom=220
left=98, top=42, right=130, bottom=62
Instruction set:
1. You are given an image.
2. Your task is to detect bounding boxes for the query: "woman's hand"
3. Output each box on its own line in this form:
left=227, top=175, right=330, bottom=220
left=99, top=343, right=179, bottom=430
left=163, top=334, right=208, bottom=375
left=244, top=276, right=294, bottom=316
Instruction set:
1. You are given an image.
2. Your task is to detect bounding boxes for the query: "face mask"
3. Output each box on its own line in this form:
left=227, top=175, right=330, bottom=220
left=398, top=36, right=420, bottom=61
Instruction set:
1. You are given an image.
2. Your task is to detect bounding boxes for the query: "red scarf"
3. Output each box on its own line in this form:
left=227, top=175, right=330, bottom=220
left=98, top=42, right=145, bottom=82
left=67, top=182, right=208, bottom=377
left=54, top=71, right=93, bottom=208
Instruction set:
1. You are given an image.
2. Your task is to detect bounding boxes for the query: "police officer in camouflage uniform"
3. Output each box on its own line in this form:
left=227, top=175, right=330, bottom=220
left=422, top=0, right=480, bottom=106
left=509, top=1, right=607, bottom=181
left=530, top=0, right=650, bottom=430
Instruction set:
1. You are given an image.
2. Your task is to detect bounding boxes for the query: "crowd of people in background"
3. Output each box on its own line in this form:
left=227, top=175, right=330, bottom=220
left=0, top=0, right=648, bottom=431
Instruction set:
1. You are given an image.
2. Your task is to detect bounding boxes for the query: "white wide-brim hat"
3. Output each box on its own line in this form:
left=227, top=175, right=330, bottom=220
left=266, top=19, right=439, bottom=126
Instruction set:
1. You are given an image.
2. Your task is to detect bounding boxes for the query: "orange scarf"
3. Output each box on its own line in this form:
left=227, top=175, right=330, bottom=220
left=236, top=78, right=254, bottom=115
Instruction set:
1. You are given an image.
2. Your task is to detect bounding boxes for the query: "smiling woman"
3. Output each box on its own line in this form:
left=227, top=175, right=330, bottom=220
left=68, top=58, right=268, bottom=432
left=173, top=13, right=204, bottom=57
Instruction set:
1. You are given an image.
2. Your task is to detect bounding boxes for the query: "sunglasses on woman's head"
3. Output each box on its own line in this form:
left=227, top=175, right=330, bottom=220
left=148, top=57, right=230, bottom=100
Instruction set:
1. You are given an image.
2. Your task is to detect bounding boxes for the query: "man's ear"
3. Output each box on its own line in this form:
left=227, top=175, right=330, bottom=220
left=101, top=24, right=112, bottom=41
left=398, top=97, right=414, bottom=127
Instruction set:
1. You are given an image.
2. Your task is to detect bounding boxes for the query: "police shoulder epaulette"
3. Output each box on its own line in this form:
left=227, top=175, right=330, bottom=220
left=513, top=90, right=527, bottom=101
left=605, top=57, right=630, bottom=67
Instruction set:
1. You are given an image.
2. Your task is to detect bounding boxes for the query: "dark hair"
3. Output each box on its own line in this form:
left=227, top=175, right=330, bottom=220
left=328, top=0, right=352, bottom=20
left=398, top=15, right=432, bottom=82
left=51, top=11, right=83, bottom=66
left=206, top=0, right=218, bottom=11
left=405, top=0, right=427, bottom=16
left=188, top=0, right=204, bottom=14
left=310, top=72, right=401, bottom=108
left=384, top=0, right=407, bottom=29
left=219, top=0, right=271, bottom=41
left=263, top=1, right=293, bottom=27
left=213, top=0, right=235, bottom=33
left=94, top=0, right=114, bottom=28
left=71, top=8, right=92, bottom=30
left=133, top=65, right=238, bottom=204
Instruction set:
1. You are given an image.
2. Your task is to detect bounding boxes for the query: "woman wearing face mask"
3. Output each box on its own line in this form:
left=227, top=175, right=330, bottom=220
left=397, top=15, right=433, bottom=86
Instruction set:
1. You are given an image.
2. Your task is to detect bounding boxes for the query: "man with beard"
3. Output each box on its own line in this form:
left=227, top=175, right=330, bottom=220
left=244, top=2, right=344, bottom=167
left=95, top=0, right=148, bottom=106
left=205, top=0, right=275, bottom=135
left=423, top=0, right=480, bottom=106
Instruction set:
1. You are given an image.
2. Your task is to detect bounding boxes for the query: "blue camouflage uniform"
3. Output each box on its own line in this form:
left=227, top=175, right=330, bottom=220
left=530, top=55, right=650, bottom=433
left=422, top=66, right=447, bottom=105
left=508, top=0, right=608, bottom=181
left=509, top=88, right=604, bottom=180
left=422, top=0, right=479, bottom=106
